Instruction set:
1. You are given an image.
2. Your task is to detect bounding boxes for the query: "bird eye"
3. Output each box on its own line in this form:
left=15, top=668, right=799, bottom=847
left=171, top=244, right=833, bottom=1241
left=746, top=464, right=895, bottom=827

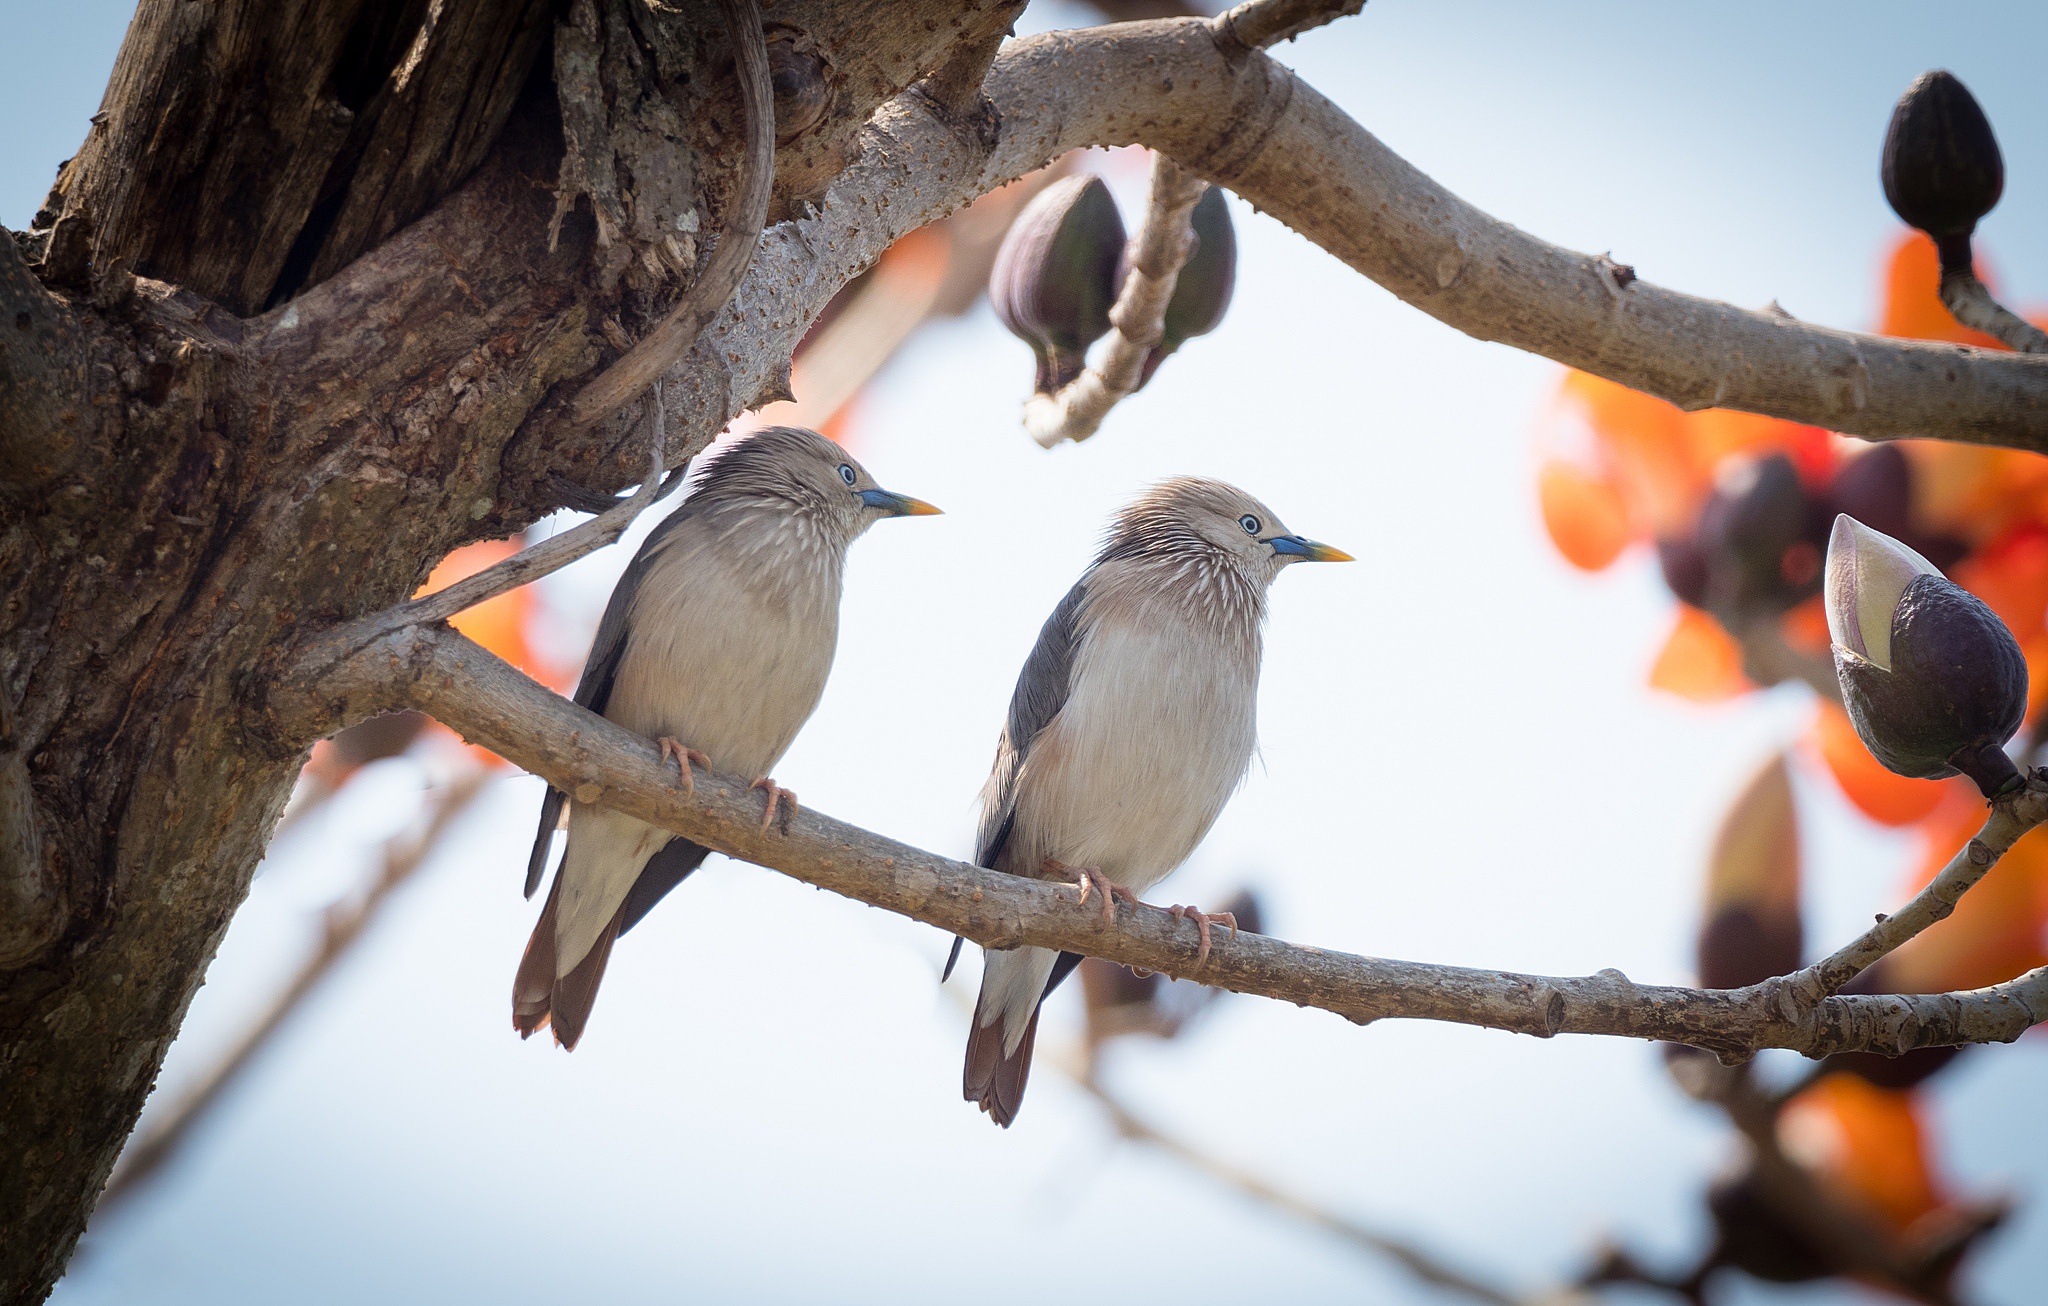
left=838, top=464, right=857, bottom=486
left=1239, top=514, right=1261, bottom=535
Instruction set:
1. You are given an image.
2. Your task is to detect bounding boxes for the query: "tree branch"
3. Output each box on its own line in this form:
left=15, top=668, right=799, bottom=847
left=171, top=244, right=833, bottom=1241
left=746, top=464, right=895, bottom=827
left=1023, top=155, right=1209, bottom=447
left=654, top=17, right=2048, bottom=472
left=1939, top=268, right=2048, bottom=355
left=384, top=394, right=668, bottom=630
left=1078, top=1074, right=1537, bottom=1305
left=1795, top=783, right=2047, bottom=1000
left=1212, top=0, right=1370, bottom=50
left=272, top=623, right=2048, bottom=1063
left=564, top=0, right=776, bottom=428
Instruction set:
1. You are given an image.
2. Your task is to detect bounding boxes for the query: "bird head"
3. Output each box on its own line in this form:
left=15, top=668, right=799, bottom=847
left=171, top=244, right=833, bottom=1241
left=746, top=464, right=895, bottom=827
left=695, top=426, right=940, bottom=541
left=1103, top=477, right=1351, bottom=586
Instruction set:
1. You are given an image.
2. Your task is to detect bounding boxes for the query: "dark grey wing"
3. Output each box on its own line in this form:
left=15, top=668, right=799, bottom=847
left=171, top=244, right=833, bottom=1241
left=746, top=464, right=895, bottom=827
left=943, top=579, right=1088, bottom=982
left=976, top=578, right=1087, bottom=869
left=524, top=505, right=702, bottom=898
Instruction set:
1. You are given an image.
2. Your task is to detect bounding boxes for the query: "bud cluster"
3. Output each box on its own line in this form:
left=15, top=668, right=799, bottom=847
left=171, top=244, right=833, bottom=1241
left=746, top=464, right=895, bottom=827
left=990, top=168, right=1237, bottom=397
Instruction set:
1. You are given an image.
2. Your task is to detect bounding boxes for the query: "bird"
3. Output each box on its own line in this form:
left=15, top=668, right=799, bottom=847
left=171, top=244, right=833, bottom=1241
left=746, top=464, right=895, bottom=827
left=514, top=425, right=939, bottom=1049
left=957, top=477, right=1349, bottom=1126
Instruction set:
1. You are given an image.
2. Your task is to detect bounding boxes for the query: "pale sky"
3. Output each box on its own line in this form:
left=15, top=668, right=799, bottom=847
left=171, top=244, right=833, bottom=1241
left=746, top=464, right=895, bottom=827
left=15, top=4, right=2048, bottom=1304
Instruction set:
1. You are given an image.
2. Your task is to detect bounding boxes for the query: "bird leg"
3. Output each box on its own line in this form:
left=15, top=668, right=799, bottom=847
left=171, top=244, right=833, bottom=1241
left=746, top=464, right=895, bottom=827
left=750, top=776, right=798, bottom=832
left=656, top=737, right=712, bottom=794
left=1046, top=858, right=1137, bottom=923
left=1166, top=905, right=1239, bottom=972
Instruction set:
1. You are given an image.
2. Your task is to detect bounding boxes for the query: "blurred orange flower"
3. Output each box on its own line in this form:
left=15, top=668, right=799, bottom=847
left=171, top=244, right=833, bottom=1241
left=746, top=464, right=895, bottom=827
left=1806, top=702, right=1951, bottom=827
left=1648, top=606, right=1748, bottom=703
left=1779, top=1074, right=1944, bottom=1236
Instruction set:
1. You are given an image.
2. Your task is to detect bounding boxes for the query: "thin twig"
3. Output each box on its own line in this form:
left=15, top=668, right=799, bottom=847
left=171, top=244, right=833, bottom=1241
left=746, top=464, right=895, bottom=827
left=1023, top=154, right=1208, bottom=447
left=96, top=765, right=492, bottom=1214
left=1791, top=772, right=2048, bottom=1002
left=565, top=0, right=775, bottom=428
left=1212, top=0, right=1369, bottom=50
left=276, top=624, right=2048, bottom=1064
left=395, top=393, right=667, bottom=629
left=1077, top=1074, right=1534, bottom=1305
left=1939, top=269, right=2048, bottom=354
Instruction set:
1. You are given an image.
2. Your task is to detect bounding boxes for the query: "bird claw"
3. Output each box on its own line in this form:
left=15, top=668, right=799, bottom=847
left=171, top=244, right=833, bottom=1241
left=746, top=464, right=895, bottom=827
left=1167, top=905, right=1238, bottom=971
left=1048, top=858, right=1136, bottom=924
left=750, top=776, right=797, bottom=832
left=657, top=737, right=711, bottom=794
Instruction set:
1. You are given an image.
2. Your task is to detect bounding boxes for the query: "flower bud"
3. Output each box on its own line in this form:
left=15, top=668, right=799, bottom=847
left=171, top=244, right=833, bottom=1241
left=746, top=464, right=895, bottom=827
left=1826, top=515, right=2026, bottom=797
left=1133, top=185, right=1237, bottom=387
left=1674, top=453, right=1827, bottom=617
left=989, top=174, right=1125, bottom=393
left=1881, top=71, right=2004, bottom=271
left=1697, top=754, right=1802, bottom=990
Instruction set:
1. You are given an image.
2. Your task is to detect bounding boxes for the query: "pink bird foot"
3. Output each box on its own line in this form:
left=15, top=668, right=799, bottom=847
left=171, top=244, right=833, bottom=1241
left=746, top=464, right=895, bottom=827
left=1047, top=858, right=1138, bottom=923
left=1166, top=904, right=1240, bottom=971
left=657, top=737, right=712, bottom=793
left=750, top=776, right=798, bottom=832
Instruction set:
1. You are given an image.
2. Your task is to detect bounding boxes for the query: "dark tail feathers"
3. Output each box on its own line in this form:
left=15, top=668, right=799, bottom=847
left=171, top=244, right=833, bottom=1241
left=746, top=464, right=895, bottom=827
left=511, top=874, right=624, bottom=1051
left=964, top=1006, right=1039, bottom=1128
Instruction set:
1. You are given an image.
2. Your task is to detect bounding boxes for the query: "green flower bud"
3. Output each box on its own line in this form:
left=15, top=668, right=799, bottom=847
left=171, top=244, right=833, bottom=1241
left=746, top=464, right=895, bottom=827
left=1826, top=515, right=2026, bottom=798
left=1881, top=70, right=2004, bottom=272
left=990, top=175, right=1125, bottom=393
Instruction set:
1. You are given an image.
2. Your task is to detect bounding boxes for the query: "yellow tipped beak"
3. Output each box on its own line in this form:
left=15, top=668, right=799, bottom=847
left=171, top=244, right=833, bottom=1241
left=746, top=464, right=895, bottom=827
left=1272, top=534, right=1352, bottom=562
left=859, top=488, right=943, bottom=517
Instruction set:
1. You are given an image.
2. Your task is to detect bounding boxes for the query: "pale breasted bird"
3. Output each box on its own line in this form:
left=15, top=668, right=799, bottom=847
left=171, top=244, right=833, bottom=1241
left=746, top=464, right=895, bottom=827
left=515, top=425, right=939, bottom=1049
left=956, top=478, right=1349, bottom=1125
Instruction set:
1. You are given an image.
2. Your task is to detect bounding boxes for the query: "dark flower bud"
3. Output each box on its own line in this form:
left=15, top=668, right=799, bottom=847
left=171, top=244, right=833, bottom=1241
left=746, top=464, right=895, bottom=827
left=1882, top=70, right=2004, bottom=271
left=1825, top=445, right=1968, bottom=573
left=990, top=174, right=1125, bottom=393
left=1131, top=185, right=1237, bottom=387
left=1697, top=755, right=1802, bottom=991
left=1826, top=515, right=2027, bottom=798
left=1688, top=454, right=1827, bottom=616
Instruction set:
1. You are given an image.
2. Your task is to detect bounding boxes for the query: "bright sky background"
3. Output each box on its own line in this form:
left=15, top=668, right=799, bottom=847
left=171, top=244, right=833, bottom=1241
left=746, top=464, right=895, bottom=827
left=12, top=3, right=2048, bottom=1304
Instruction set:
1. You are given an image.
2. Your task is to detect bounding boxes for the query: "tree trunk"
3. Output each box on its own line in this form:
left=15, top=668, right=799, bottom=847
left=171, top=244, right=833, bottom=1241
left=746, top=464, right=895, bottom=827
left=0, top=2, right=999, bottom=1298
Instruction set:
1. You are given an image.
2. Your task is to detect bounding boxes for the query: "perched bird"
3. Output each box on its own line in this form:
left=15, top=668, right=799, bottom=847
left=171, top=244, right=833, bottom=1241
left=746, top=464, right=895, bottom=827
left=958, top=478, right=1349, bottom=1125
left=515, top=425, right=938, bottom=1049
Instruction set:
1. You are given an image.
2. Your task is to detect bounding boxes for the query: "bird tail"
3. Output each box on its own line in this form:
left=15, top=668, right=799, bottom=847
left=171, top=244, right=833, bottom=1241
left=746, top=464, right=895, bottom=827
left=511, top=872, right=626, bottom=1051
left=963, top=946, right=1058, bottom=1127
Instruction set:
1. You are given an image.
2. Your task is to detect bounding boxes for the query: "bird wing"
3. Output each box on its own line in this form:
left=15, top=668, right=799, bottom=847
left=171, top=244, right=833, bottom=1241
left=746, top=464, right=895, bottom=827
left=523, top=505, right=702, bottom=898
left=943, top=579, right=1089, bottom=983
left=976, top=578, right=1088, bottom=869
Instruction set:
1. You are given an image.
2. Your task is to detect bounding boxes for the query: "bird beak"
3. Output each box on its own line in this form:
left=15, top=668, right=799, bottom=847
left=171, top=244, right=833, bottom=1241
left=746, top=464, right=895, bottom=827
left=1269, top=534, right=1352, bottom=563
left=858, top=487, right=943, bottom=517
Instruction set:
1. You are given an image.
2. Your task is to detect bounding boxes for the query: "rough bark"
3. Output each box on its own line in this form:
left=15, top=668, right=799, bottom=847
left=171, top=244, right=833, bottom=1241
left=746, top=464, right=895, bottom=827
left=0, top=3, right=1010, bottom=1300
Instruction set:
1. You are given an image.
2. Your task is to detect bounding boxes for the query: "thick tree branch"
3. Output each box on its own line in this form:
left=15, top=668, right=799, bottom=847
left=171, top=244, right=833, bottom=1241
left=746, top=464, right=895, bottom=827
left=647, top=17, right=2048, bottom=472
left=273, top=623, right=2048, bottom=1063
left=1023, top=155, right=1209, bottom=447
left=564, top=0, right=776, bottom=428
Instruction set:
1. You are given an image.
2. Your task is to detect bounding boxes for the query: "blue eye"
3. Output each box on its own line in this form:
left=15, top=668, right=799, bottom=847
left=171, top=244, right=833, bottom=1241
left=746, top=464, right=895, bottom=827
left=1239, top=514, right=1261, bottom=535
left=838, top=464, right=857, bottom=486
